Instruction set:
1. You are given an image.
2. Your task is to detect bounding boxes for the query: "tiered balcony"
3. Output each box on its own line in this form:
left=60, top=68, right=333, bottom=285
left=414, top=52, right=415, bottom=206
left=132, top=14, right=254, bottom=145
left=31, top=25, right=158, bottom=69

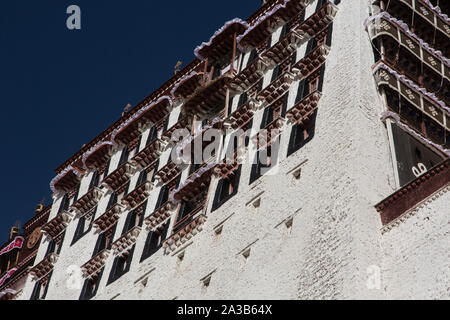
left=93, top=203, right=125, bottom=234
left=111, top=226, right=142, bottom=258
left=112, top=96, right=172, bottom=145
left=50, top=166, right=83, bottom=193
left=164, top=211, right=207, bottom=253
left=144, top=201, right=176, bottom=231
left=223, top=98, right=259, bottom=130
left=237, top=0, right=308, bottom=52
left=29, top=253, right=58, bottom=281
left=295, top=1, right=338, bottom=40
left=365, top=12, right=449, bottom=81
left=262, top=30, right=304, bottom=66
left=292, top=44, right=330, bottom=80
left=41, top=211, right=74, bottom=240
left=229, top=56, right=270, bottom=93
left=102, top=163, right=137, bottom=194
left=194, top=18, right=249, bottom=61
left=81, top=249, right=111, bottom=280
left=154, top=161, right=181, bottom=185
left=82, top=141, right=114, bottom=170
left=286, top=91, right=322, bottom=125
left=70, top=187, right=103, bottom=219
left=256, top=70, right=295, bottom=106
left=387, top=0, right=449, bottom=55
left=121, top=181, right=153, bottom=210
left=182, top=73, right=234, bottom=118
left=130, top=138, right=167, bottom=169
left=373, top=62, right=449, bottom=132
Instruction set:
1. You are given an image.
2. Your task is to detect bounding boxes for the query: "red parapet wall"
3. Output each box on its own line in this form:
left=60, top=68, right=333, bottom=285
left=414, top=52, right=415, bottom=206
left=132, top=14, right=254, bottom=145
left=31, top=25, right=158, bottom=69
left=375, top=158, right=450, bottom=226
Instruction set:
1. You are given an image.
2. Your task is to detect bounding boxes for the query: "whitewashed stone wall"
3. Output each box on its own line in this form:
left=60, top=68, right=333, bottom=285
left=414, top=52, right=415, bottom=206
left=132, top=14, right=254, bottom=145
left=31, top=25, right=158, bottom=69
left=381, top=187, right=450, bottom=300
left=18, top=0, right=449, bottom=300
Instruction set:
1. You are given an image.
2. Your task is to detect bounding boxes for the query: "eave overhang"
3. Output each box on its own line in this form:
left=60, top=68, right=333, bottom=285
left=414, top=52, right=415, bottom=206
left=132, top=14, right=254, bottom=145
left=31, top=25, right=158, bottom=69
left=194, top=19, right=250, bottom=61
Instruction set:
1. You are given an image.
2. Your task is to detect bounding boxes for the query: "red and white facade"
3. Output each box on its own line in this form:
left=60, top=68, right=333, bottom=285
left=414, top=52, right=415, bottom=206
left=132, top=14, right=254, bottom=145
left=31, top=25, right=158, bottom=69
left=8, top=0, right=449, bottom=300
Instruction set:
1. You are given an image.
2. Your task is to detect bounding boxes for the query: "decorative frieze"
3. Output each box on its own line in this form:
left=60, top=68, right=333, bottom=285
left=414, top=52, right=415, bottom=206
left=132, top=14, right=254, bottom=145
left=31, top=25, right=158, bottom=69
left=29, top=253, right=58, bottom=281
left=81, top=249, right=111, bottom=280
left=295, top=1, right=338, bottom=40
left=257, top=71, right=295, bottom=107
left=93, top=203, right=125, bottom=234
left=41, top=211, right=74, bottom=240
left=70, top=187, right=103, bottom=219
left=229, top=56, right=270, bottom=93
left=111, top=226, right=142, bottom=258
left=292, top=44, right=330, bottom=80
left=102, top=163, right=137, bottom=193
left=144, top=201, right=176, bottom=231
left=223, top=98, right=259, bottom=130
left=131, top=138, right=167, bottom=169
left=164, top=213, right=207, bottom=253
left=121, top=181, right=153, bottom=210
left=286, top=91, right=322, bottom=124
left=373, top=62, right=450, bottom=131
left=262, top=30, right=303, bottom=66
left=154, top=161, right=181, bottom=186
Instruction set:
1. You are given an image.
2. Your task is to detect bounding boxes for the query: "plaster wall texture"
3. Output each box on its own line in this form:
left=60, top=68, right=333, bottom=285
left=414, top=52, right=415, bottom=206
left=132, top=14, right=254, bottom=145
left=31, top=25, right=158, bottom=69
left=381, top=187, right=450, bottom=300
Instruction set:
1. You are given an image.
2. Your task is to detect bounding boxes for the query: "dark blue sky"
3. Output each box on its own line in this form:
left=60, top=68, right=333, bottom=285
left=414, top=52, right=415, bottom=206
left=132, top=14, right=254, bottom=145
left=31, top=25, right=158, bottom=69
left=0, top=1, right=258, bottom=240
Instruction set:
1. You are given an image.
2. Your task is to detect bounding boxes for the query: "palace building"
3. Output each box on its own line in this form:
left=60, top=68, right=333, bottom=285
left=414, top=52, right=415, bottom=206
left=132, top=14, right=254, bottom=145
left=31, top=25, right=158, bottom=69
left=2, top=0, right=448, bottom=300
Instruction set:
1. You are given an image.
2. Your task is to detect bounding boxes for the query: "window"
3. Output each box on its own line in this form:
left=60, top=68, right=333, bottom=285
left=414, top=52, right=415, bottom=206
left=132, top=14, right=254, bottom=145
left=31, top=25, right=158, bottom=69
left=390, top=123, right=444, bottom=187
left=326, top=23, right=334, bottom=47
left=71, top=209, right=96, bottom=246
left=270, top=63, right=282, bottom=84
left=73, top=184, right=80, bottom=203
left=211, top=166, right=242, bottom=212
left=145, top=126, right=157, bottom=146
left=287, top=109, right=318, bottom=157
left=295, top=78, right=310, bottom=104
left=260, top=106, right=274, bottom=129
left=79, top=273, right=102, bottom=300
left=279, top=23, right=289, bottom=40
left=30, top=275, right=52, bottom=301
left=121, top=208, right=143, bottom=235
left=136, top=170, right=148, bottom=187
left=140, top=221, right=170, bottom=262
left=79, top=228, right=116, bottom=300
left=155, top=185, right=170, bottom=210
left=107, top=246, right=135, bottom=285
left=106, top=192, right=118, bottom=211
left=249, top=147, right=278, bottom=184
left=305, top=36, right=317, bottom=56
left=247, top=49, right=258, bottom=65
left=177, top=201, right=195, bottom=224
left=118, top=146, right=129, bottom=167
left=58, top=194, right=70, bottom=214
